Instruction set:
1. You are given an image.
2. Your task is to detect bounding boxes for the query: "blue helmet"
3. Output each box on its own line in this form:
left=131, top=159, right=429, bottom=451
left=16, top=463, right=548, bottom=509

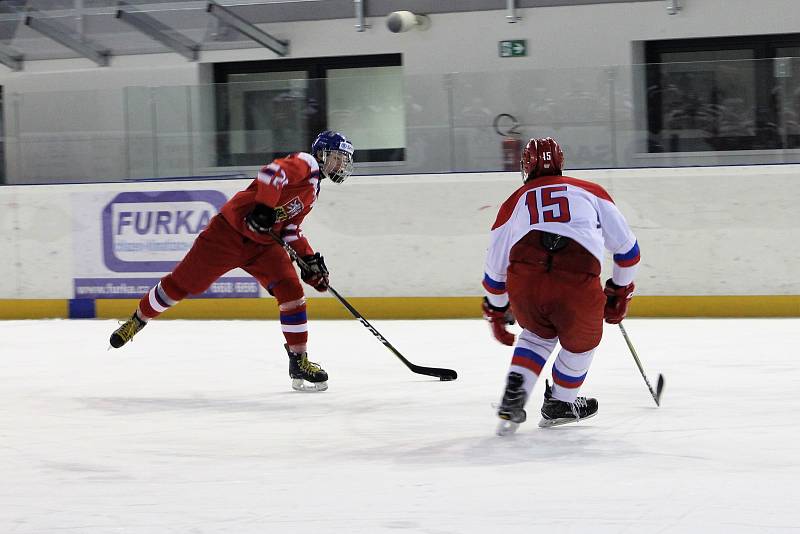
left=311, top=130, right=354, bottom=183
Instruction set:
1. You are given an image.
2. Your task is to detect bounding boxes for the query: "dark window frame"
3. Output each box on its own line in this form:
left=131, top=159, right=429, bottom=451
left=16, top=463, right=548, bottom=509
left=213, top=54, right=403, bottom=166
left=0, top=86, right=4, bottom=184
left=645, top=33, right=800, bottom=152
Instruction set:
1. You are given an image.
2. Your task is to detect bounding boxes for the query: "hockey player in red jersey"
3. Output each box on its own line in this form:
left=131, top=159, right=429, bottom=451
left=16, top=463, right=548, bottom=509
left=108, top=131, right=355, bottom=392
left=483, top=137, right=640, bottom=434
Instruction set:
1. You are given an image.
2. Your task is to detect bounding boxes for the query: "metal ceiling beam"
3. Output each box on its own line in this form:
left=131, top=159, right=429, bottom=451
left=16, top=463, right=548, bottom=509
left=116, top=4, right=199, bottom=61
left=0, top=43, right=23, bottom=71
left=206, top=1, right=288, bottom=57
left=24, top=14, right=110, bottom=66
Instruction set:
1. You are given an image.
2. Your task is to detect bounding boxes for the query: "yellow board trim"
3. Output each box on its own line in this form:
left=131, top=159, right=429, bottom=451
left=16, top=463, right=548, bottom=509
left=0, top=300, right=69, bottom=319
left=629, top=295, right=800, bottom=317
left=94, top=297, right=483, bottom=319
left=0, top=295, right=798, bottom=319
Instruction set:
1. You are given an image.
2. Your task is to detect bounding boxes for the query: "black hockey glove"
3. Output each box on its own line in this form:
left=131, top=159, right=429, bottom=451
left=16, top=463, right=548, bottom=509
left=244, top=204, right=277, bottom=234
left=300, top=252, right=329, bottom=292
left=482, top=297, right=515, bottom=325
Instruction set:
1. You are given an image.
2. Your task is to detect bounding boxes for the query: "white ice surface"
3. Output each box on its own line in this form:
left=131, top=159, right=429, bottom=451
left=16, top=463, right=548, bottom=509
left=1, top=318, right=799, bottom=533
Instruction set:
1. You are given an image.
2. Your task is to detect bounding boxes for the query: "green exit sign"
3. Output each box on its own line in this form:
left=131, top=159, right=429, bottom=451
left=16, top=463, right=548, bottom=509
left=499, top=40, right=527, bottom=58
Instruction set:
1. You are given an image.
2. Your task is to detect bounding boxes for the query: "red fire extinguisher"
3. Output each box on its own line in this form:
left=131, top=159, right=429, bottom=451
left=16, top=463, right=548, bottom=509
left=494, top=113, right=522, bottom=172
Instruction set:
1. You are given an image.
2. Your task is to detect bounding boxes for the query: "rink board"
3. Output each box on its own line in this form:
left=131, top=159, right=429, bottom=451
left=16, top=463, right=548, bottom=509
left=2, top=166, right=799, bottom=319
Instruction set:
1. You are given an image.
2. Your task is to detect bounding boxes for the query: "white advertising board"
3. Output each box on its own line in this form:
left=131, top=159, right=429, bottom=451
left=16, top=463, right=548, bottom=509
left=1, top=166, right=799, bottom=300
left=69, top=187, right=259, bottom=300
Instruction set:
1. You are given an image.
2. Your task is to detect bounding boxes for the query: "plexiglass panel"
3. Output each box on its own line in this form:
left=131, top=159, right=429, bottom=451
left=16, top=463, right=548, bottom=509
left=2, top=58, right=800, bottom=184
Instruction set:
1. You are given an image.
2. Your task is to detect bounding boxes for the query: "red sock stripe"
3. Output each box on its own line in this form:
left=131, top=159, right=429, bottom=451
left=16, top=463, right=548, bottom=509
left=283, top=330, right=308, bottom=346
left=551, top=366, right=587, bottom=389
left=511, top=347, right=547, bottom=375
left=511, top=356, right=543, bottom=375
left=138, top=291, right=159, bottom=319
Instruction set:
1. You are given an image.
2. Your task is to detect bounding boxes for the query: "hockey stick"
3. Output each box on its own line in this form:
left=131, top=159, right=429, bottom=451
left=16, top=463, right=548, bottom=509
left=618, top=322, right=664, bottom=406
left=267, top=231, right=458, bottom=381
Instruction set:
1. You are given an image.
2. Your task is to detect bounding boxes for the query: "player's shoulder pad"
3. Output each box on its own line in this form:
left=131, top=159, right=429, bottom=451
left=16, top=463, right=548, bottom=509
left=491, top=182, right=537, bottom=230
left=547, top=175, right=613, bottom=203
left=275, top=152, right=320, bottom=182
left=293, top=152, right=320, bottom=174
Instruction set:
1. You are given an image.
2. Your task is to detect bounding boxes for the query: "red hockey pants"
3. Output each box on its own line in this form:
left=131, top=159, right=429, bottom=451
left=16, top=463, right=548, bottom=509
left=506, top=231, right=606, bottom=354
left=169, top=214, right=303, bottom=304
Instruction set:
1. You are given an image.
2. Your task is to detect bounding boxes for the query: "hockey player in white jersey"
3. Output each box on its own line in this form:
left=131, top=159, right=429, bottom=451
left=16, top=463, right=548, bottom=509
left=482, top=137, right=640, bottom=435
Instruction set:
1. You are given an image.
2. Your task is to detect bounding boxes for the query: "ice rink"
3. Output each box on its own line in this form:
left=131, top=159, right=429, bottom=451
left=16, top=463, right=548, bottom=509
left=1, top=317, right=798, bottom=533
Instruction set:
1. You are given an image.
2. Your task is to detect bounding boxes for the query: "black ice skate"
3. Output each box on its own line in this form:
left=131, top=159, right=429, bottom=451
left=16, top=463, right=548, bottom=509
left=496, top=372, right=528, bottom=436
left=286, top=344, right=328, bottom=392
left=109, top=313, right=147, bottom=348
left=538, top=380, right=598, bottom=427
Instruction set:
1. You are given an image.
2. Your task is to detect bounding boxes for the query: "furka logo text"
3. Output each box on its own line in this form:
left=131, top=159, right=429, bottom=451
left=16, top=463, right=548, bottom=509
left=102, top=190, right=227, bottom=273
left=115, top=210, right=212, bottom=235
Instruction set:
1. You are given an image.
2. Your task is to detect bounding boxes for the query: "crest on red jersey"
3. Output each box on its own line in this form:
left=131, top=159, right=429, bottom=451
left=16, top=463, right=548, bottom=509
left=274, top=196, right=304, bottom=222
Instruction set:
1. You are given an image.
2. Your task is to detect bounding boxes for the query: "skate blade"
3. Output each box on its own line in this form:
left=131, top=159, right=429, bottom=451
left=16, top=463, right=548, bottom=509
left=538, top=411, right=597, bottom=428
left=291, top=378, right=328, bottom=392
left=496, top=420, right=520, bottom=436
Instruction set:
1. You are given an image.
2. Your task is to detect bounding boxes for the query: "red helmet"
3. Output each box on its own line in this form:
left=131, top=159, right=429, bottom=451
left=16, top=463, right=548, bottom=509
left=520, top=137, right=564, bottom=182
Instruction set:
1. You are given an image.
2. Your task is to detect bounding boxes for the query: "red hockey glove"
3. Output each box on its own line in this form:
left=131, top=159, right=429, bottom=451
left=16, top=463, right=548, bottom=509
left=603, top=279, right=635, bottom=324
left=482, top=297, right=515, bottom=346
left=300, top=253, right=329, bottom=292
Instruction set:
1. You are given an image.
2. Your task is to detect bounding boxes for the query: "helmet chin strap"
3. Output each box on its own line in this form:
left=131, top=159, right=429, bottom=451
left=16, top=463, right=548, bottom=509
left=315, top=151, right=330, bottom=179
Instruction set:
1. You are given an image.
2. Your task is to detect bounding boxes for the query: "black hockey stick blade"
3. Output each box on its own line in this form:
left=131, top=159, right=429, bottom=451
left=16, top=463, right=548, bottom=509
left=409, top=363, right=458, bottom=381
left=655, top=373, right=665, bottom=405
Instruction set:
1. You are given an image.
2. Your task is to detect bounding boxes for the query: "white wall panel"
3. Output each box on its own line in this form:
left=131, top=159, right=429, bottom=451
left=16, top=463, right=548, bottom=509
left=1, top=165, right=798, bottom=300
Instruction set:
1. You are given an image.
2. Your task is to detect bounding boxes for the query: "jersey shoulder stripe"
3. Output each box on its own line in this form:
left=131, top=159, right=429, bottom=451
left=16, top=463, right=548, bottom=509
left=535, top=175, right=613, bottom=203
left=491, top=175, right=614, bottom=230
left=296, top=152, right=320, bottom=173
left=271, top=154, right=312, bottom=182
left=257, top=163, right=287, bottom=187
left=491, top=183, right=536, bottom=230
